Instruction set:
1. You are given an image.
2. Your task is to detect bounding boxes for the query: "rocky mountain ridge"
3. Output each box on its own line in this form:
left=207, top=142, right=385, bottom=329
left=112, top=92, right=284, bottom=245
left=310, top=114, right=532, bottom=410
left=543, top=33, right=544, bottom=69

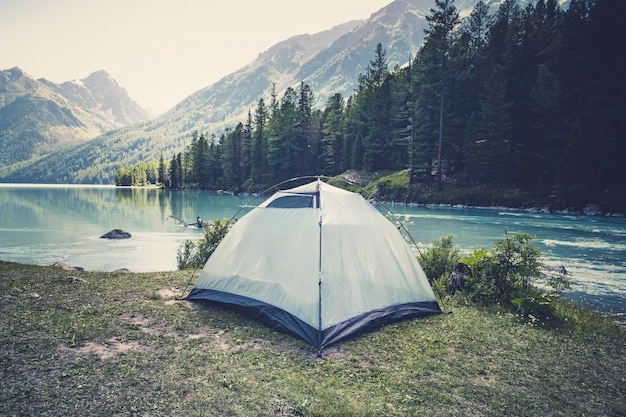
left=0, top=67, right=149, bottom=166
left=39, top=69, right=150, bottom=126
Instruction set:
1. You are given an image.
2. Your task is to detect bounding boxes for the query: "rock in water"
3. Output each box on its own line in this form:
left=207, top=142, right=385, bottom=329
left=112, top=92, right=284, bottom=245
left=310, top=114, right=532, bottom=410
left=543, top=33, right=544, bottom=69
left=100, top=229, right=132, bottom=239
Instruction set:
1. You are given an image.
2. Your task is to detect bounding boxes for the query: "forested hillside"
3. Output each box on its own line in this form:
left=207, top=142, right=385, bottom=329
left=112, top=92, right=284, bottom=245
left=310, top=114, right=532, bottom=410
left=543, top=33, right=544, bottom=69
left=117, top=0, right=625, bottom=212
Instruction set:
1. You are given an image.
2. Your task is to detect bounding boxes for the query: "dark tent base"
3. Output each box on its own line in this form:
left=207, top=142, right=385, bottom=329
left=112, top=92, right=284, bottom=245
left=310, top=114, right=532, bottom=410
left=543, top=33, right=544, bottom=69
left=186, top=288, right=442, bottom=351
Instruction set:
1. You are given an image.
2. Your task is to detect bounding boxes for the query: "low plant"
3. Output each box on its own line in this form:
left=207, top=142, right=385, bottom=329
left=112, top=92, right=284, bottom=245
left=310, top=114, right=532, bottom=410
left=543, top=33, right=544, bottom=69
left=177, top=218, right=232, bottom=269
left=418, top=235, right=459, bottom=286
left=420, top=232, right=571, bottom=322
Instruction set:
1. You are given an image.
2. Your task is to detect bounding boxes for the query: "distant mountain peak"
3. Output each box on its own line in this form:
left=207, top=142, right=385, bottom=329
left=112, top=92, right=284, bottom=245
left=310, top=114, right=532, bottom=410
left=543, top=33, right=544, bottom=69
left=81, top=69, right=119, bottom=88
left=0, top=68, right=150, bottom=167
left=41, top=70, right=150, bottom=127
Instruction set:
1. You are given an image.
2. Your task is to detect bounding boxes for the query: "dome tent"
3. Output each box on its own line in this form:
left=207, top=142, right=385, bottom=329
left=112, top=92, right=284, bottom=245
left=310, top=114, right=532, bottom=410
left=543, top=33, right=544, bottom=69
left=186, top=178, right=441, bottom=350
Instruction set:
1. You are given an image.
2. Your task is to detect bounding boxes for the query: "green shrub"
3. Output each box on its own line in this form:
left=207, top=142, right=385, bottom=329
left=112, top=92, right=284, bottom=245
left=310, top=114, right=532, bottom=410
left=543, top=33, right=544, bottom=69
left=459, top=248, right=496, bottom=304
left=418, top=235, right=459, bottom=286
left=458, top=232, right=570, bottom=321
left=177, top=218, right=232, bottom=270
left=420, top=232, right=571, bottom=322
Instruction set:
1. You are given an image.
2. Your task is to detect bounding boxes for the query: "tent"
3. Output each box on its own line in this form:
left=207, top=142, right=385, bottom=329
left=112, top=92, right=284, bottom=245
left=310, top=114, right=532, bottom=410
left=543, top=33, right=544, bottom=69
left=186, top=179, right=441, bottom=350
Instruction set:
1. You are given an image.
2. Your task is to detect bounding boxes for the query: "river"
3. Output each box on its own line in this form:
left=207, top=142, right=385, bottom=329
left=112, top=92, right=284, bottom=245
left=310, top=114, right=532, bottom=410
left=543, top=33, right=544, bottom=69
left=0, top=184, right=624, bottom=317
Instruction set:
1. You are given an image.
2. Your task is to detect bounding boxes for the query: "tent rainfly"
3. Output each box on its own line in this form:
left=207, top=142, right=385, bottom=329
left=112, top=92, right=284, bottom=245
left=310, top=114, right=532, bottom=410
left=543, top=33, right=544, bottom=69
left=186, top=179, right=441, bottom=350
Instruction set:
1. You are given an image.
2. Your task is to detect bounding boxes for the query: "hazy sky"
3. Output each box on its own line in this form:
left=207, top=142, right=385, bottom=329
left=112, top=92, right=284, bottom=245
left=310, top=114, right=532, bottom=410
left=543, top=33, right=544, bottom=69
left=0, top=0, right=391, bottom=115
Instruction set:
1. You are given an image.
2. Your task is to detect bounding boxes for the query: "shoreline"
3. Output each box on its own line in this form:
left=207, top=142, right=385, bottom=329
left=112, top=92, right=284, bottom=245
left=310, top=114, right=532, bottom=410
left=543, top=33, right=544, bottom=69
left=375, top=200, right=626, bottom=217
left=3, top=258, right=623, bottom=327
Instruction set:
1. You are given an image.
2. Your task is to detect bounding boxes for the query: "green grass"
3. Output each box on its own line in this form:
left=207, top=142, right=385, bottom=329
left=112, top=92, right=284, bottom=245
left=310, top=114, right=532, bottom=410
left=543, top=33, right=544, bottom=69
left=1, top=261, right=624, bottom=416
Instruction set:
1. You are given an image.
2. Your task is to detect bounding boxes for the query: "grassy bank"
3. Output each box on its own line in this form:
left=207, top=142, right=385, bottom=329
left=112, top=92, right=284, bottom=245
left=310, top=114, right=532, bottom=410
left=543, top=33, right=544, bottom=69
left=1, top=261, right=624, bottom=416
left=357, top=171, right=626, bottom=215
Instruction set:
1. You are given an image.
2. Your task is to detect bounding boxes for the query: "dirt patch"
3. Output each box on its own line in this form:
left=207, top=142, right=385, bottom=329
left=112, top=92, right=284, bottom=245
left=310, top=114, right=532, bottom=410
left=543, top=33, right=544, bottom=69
left=157, top=287, right=187, bottom=305
left=157, top=288, right=180, bottom=299
left=209, top=329, right=268, bottom=352
left=60, top=339, right=148, bottom=360
left=305, top=345, right=354, bottom=360
left=186, top=332, right=209, bottom=341
left=119, top=312, right=174, bottom=337
left=473, top=371, right=497, bottom=387
left=119, top=312, right=211, bottom=342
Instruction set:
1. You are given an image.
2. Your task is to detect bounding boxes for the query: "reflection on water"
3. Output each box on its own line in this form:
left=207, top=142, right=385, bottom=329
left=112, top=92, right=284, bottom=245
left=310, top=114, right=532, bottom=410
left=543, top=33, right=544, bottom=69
left=0, top=184, right=253, bottom=273
left=0, top=184, right=624, bottom=315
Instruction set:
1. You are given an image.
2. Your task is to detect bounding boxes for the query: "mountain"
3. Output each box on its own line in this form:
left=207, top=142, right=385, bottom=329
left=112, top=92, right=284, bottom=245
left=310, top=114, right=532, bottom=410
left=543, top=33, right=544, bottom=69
left=0, top=67, right=149, bottom=167
left=39, top=70, right=150, bottom=126
left=0, top=0, right=567, bottom=184
left=166, top=19, right=364, bottom=135
left=171, top=0, right=432, bottom=134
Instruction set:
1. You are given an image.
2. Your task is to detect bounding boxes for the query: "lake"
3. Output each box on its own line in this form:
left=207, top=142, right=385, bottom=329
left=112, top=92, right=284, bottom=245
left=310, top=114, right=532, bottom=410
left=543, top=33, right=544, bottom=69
left=1, top=184, right=624, bottom=317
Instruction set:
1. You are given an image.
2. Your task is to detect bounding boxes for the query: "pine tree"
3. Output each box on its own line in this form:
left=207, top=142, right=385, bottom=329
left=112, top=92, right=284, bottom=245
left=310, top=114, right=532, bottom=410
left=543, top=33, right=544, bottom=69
left=221, top=123, right=244, bottom=191
left=351, top=133, right=365, bottom=170
left=241, top=110, right=252, bottom=185
left=585, top=0, right=626, bottom=193
left=448, top=0, right=492, bottom=176
left=359, top=43, right=391, bottom=171
left=388, top=67, right=412, bottom=171
left=342, top=96, right=361, bottom=171
left=168, top=153, right=182, bottom=189
left=296, top=82, right=314, bottom=173
left=463, top=64, right=514, bottom=183
left=267, top=87, right=298, bottom=182
left=251, top=98, right=269, bottom=185
left=321, top=93, right=345, bottom=175
left=158, top=153, right=167, bottom=186
left=193, top=133, right=210, bottom=187
left=424, top=0, right=460, bottom=189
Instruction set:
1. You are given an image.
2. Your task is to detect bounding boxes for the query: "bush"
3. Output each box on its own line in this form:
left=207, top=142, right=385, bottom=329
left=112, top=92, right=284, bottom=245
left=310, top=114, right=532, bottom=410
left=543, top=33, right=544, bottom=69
left=419, top=232, right=571, bottom=322
left=418, top=235, right=459, bottom=287
left=462, top=232, right=570, bottom=320
left=177, top=218, right=232, bottom=270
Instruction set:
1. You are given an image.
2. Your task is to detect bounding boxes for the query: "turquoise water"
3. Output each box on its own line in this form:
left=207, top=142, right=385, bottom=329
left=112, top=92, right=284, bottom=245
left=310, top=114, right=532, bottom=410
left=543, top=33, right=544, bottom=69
left=0, top=184, right=624, bottom=315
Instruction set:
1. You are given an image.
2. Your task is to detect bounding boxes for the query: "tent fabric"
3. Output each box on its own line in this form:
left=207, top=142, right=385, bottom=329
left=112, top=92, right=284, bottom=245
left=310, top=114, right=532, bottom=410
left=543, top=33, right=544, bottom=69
left=186, top=179, right=441, bottom=349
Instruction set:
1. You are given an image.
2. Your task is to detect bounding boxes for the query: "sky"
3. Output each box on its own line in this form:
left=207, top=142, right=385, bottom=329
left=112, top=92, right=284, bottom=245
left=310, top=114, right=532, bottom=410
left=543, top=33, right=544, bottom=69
left=0, top=0, right=392, bottom=116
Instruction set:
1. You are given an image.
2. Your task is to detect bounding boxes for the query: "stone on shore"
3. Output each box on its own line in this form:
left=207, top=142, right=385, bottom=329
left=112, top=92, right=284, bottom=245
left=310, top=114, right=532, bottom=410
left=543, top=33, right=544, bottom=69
left=53, top=261, right=84, bottom=271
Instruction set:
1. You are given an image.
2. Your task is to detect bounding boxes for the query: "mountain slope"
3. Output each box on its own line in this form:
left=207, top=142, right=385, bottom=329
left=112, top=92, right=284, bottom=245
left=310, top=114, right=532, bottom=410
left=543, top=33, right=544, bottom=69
left=0, top=68, right=149, bottom=167
left=297, top=0, right=429, bottom=101
left=166, top=20, right=363, bottom=135
left=171, top=0, right=432, bottom=133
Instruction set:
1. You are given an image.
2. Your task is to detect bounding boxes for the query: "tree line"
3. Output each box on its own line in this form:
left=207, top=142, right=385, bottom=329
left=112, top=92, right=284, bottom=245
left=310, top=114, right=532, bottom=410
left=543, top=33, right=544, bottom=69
left=116, top=0, right=624, bottom=208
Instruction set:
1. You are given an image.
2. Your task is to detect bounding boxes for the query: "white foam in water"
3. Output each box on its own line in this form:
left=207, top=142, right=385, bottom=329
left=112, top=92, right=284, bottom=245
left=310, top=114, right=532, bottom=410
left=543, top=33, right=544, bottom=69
left=542, top=239, right=626, bottom=252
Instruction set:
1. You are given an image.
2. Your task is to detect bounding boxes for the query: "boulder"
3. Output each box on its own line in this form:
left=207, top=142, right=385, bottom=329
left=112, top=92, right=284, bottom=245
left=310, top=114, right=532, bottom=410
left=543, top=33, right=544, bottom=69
left=100, top=229, right=132, bottom=239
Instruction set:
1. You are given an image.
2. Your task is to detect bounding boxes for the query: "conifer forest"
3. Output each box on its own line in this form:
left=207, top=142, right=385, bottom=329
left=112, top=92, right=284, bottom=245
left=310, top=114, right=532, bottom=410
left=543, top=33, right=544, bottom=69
left=115, top=0, right=625, bottom=211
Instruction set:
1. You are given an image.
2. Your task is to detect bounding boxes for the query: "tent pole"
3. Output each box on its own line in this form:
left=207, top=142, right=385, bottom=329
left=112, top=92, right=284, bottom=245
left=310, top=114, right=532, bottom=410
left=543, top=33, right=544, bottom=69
left=317, top=178, right=323, bottom=356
